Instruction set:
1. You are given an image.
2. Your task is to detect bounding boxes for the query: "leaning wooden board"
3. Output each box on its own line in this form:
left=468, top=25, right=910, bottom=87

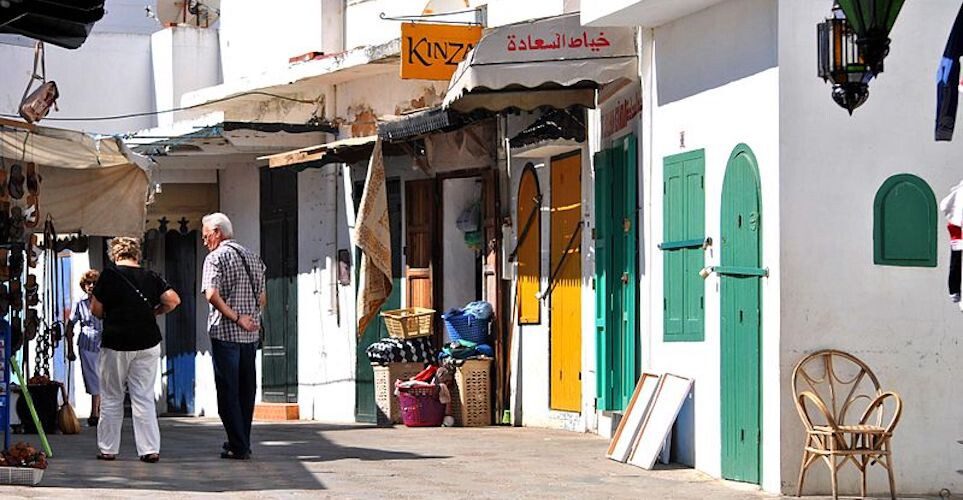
left=627, top=373, right=693, bottom=469
left=606, top=372, right=660, bottom=463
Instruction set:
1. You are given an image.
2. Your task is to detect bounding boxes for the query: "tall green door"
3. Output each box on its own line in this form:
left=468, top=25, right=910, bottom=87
left=720, top=144, right=763, bottom=484
left=594, top=134, right=639, bottom=412
left=355, top=179, right=402, bottom=423
left=260, top=167, right=299, bottom=404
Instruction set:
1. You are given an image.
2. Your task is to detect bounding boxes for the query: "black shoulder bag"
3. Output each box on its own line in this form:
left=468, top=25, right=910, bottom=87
left=226, top=244, right=265, bottom=348
left=113, top=268, right=157, bottom=315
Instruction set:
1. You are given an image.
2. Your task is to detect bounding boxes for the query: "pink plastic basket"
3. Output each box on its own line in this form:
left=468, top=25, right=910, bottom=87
left=396, top=385, right=445, bottom=427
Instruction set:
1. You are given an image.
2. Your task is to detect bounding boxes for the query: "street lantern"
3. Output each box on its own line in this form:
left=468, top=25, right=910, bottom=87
left=818, top=6, right=872, bottom=114
left=836, top=0, right=905, bottom=75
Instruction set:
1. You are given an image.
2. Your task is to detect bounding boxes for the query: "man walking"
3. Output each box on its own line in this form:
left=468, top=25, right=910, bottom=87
left=201, top=212, right=266, bottom=460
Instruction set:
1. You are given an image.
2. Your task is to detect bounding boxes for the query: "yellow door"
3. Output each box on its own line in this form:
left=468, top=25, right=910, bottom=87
left=550, top=153, right=582, bottom=412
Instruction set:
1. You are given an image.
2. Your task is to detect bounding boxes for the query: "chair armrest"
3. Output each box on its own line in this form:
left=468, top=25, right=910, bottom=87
left=797, top=391, right=839, bottom=432
left=858, top=391, right=902, bottom=434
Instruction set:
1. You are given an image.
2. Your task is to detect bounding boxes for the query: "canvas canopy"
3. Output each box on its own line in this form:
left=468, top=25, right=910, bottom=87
left=0, top=119, right=153, bottom=237
left=443, top=12, right=638, bottom=112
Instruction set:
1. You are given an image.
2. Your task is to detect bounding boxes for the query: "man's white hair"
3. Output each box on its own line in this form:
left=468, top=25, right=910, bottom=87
left=202, top=212, right=234, bottom=238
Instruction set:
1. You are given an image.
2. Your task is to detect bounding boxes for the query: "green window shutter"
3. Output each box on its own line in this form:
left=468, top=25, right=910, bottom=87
left=664, top=158, right=685, bottom=337
left=683, top=156, right=705, bottom=340
left=873, top=174, right=937, bottom=267
left=663, top=150, right=705, bottom=342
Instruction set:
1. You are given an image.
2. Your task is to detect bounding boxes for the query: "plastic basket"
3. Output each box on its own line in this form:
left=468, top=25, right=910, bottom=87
left=0, top=466, right=44, bottom=486
left=381, top=308, right=435, bottom=339
left=448, top=359, right=493, bottom=427
left=442, top=312, right=490, bottom=344
left=396, top=385, right=445, bottom=427
left=373, top=363, right=425, bottom=426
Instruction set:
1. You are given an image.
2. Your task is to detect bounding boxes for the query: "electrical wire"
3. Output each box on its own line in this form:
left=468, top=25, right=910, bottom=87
left=0, top=91, right=319, bottom=123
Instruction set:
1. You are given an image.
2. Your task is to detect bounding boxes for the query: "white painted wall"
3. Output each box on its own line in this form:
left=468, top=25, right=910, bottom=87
left=778, top=0, right=963, bottom=495
left=441, top=177, right=481, bottom=315
left=640, top=0, right=780, bottom=491
left=151, top=26, right=221, bottom=128
left=296, top=165, right=357, bottom=422
left=218, top=0, right=328, bottom=82
left=0, top=33, right=155, bottom=134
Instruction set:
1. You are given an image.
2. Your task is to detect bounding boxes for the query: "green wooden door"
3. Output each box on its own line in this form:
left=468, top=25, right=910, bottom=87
left=355, top=179, right=402, bottom=423
left=720, top=144, right=762, bottom=484
left=260, top=167, right=299, bottom=404
left=594, top=134, right=639, bottom=412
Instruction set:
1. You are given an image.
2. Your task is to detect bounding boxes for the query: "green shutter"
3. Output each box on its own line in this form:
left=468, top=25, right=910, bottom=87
left=594, top=149, right=612, bottom=411
left=873, top=174, right=937, bottom=267
left=663, top=150, right=705, bottom=342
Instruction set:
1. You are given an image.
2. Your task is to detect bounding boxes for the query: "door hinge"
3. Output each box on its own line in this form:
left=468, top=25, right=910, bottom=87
left=578, top=371, right=582, bottom=381
left=740, top=429, right=745, bottom=442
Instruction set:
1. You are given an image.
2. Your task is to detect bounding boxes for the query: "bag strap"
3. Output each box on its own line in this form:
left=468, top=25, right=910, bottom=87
left=226, top=243, right=258, bottom=299
left=112, top=268, right=155, bottom=313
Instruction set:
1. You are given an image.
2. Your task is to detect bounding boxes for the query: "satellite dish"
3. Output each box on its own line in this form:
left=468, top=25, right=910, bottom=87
left=154, top=0, right=220, bottom=28
left=422, top=0, right=470, bottom=15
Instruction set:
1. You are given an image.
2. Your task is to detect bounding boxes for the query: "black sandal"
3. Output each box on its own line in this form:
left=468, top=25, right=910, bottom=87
left=219, top=450, right=250, bottom=460
left=96, top=452, right=116, bottom=461
left=139, top=453, right=159, bottom=463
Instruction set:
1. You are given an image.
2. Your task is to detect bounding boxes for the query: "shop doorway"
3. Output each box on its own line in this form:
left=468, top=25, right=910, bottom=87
left=438, top=176, right=484, bottom=332
left=549, top=152, right=582, bottom=412
left=163, top=228, right=197, bottom=415
left=355, top=179, right=402, bottom=423
left=259, top=166, right=299, bottom=404
left=720, top=144, right=763, bottom=484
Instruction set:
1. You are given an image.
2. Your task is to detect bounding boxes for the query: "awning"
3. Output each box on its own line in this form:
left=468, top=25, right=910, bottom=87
left=261, top=135, right=383, bottom=170
left=378, top=107, right=492, bottom=142
left=0, top=0, right=106, bottom=49
left=509, top=108, right=586, bottom=149
left=0, top=119, right=153, bottom=236
left=443, top=12, right=638, bottom=112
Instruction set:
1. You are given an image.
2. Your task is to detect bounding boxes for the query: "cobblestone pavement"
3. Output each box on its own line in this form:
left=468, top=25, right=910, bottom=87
left=0, top=417, right=771, bottom=499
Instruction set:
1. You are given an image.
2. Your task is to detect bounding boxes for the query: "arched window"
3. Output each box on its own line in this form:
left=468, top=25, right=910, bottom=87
left=873, top=174, right=937, bottom=267
left=516, top=164, right=541, bottom=324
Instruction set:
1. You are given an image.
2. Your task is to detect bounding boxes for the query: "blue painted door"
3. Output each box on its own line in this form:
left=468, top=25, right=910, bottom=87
left=164, top=229, right=197, bottom=414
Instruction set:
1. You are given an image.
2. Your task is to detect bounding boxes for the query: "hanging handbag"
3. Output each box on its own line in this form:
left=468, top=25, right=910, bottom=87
left=18, top=43, right=59, bottom=124
left=226, top=244, right=265, bottom=349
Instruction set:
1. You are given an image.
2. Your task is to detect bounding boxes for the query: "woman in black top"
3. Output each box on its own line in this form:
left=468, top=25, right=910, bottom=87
left=91, top=237, right=180, bottom=463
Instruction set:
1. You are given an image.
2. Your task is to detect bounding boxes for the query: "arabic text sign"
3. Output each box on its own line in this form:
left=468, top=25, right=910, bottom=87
left=469, top=13, right=636, bottom=65
left=401, top=22, right=483, bottom=80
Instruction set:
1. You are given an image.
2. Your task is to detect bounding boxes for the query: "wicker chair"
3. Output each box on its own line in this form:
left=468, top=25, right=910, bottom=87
left=792, top=349, right=901, bottom=499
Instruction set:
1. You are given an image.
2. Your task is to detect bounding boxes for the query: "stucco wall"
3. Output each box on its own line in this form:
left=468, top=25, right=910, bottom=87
left=0, top=33, right=155, bottom=134
left=641, top=0, right=780, bottom=492
left=779, top=0, right=963, bottom=495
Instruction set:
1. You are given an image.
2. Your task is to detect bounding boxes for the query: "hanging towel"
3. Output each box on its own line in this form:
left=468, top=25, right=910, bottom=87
left=355, top=138, right=393, bottom=335
left=936, top=3, right=963, bottom=141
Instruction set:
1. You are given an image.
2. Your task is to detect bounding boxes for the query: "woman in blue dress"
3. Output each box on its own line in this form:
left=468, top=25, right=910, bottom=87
left=66, top=270, right=102, bottom=427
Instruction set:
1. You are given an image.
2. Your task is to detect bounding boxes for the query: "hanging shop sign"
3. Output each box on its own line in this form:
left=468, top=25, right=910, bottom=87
left=401, top=22, right=483, bottom=81
left=599, top=81, right=642, bottom=142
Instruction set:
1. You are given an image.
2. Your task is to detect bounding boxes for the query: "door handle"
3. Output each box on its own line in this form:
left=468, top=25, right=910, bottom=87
left=621, top=272, right=629, bottom=284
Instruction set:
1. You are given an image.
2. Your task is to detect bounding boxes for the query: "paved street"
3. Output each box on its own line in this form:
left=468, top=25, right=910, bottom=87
left=0, top=417, right=768, bottom=499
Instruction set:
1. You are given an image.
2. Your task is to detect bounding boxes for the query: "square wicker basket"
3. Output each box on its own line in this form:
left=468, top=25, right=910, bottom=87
left=380, top=308, right=435, bottom=339
left=373, top=362, right=426, bottom=426
left=448, top=358, right=493, bottom=427
left=0, top=466, right=44, bottom=486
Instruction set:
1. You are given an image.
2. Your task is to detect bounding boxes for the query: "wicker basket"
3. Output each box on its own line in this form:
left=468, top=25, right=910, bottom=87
left=380, top=308, right=435, bottom=339
left=0, top=466, right=44, bottom=486
left=373, top=362, right=425, bottom=426
left=448, top=358, right=492, bottom=427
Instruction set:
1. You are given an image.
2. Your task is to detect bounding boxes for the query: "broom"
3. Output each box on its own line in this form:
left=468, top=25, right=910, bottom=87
left=57, top=362, right=80, bottom=435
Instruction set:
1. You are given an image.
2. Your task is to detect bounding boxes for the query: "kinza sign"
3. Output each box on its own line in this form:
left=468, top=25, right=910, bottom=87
left=401, top=22, right=483, bottom=80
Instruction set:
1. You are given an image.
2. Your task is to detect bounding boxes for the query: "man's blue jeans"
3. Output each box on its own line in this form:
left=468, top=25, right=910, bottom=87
left=211, top=339, right=257, bottom=455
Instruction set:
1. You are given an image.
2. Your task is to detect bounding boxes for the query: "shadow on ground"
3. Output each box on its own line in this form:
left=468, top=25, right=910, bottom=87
left=28, top=418, right=447, bottom=492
